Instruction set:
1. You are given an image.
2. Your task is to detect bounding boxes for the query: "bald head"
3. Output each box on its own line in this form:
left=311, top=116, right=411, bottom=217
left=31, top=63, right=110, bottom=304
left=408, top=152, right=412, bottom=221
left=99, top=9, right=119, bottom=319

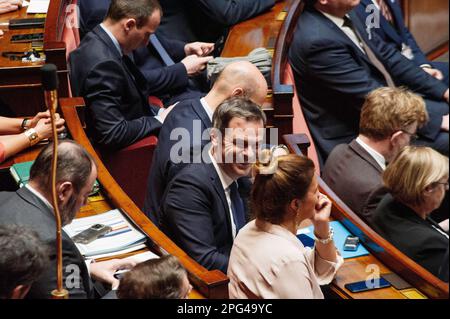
left=212, top=61, right=268, bottom=106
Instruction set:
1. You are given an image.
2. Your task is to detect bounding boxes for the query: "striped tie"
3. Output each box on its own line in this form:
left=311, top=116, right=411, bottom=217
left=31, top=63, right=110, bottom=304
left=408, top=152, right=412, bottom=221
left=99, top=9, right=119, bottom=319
left=376, top=0, right=394, bottom=25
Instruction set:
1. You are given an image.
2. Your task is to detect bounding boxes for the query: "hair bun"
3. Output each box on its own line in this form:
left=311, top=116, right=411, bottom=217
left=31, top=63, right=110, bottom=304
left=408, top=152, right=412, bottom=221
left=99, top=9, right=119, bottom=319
left=254, top=145, right=289, bottom=176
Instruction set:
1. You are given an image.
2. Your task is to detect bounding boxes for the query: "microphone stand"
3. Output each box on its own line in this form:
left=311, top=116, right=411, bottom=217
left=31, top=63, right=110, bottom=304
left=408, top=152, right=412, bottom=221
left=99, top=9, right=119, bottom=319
left=41, top=64, right=69, bottom=299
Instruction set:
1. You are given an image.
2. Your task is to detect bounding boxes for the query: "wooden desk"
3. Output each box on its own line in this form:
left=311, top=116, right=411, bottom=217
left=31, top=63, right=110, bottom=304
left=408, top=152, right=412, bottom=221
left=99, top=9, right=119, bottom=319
left=0, top=0, right=74, bottom=117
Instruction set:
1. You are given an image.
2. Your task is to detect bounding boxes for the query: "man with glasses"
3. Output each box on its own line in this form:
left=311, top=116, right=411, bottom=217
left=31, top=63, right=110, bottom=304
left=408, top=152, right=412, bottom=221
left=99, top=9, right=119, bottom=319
left=323, top=87, right=429, bottom=221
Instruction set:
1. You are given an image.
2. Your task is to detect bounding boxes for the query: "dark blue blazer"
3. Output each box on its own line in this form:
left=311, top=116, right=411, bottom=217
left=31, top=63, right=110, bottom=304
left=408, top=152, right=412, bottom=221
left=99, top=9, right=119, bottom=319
left=158, top=0, right=276, bottom=43
left=159, top=162, right=235, bottom=273
left=69, top=25, right=162, bottom=149
left=78, top=0, right=201, bottom=102
left=288, top=6, right=448, bottom=162
left=143, top=98, right=210, bottom=223
left=355, top=0, right=428, bottom=66
left=0, top=188, right=93, bottom=299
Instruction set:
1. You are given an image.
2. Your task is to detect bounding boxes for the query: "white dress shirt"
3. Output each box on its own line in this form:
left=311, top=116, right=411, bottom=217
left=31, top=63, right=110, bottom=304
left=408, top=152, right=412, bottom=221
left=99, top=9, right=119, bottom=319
left=356, top=137, right=386, bottom=170
left=208, top=149, right=238, bottom=238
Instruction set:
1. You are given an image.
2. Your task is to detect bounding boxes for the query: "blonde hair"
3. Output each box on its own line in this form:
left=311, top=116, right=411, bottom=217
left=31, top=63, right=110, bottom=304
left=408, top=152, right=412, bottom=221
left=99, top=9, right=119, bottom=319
left=252, top=153, right=315, bottom=224
left=360, top=87, right=428, bottom=141
left=383, top=146, right=449, bottom=206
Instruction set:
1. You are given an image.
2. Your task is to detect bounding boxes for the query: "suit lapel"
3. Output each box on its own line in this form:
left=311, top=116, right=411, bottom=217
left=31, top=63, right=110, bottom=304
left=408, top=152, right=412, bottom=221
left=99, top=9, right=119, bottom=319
left=192, top=99, right=213, bottom=129
left=313, top=9, right=372, bottom=66
left=349, top=139, right=384, bottom=174
left=207, top=164, right=234, bottom=240
left=93, top=26, right=150, bottom=114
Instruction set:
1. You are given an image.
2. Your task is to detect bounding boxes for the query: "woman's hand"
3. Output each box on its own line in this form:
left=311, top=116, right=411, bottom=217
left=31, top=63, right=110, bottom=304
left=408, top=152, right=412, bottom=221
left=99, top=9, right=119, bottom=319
left=312, top=193, right=332, bottom=238
left=34, top=114, right=65, bottom=140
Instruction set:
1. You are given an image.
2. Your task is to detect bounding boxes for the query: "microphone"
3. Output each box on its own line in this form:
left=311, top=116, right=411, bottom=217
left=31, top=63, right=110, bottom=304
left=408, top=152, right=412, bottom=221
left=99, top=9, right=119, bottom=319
left=41, top=63, right=59, bottom=113
left=40, top=64, right=69, bottom=299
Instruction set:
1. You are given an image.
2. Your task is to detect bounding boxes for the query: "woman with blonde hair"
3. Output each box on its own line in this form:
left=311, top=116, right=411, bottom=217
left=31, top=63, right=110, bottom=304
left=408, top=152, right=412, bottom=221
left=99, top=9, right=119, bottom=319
left=227, top=149, right=343, bottom=299
left=371, top=146, right=449, bottom=279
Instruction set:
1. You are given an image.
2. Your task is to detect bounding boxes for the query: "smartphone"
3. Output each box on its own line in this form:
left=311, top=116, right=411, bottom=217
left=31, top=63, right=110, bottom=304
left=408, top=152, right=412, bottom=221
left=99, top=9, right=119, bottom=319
left=343, top=235, right=360, bottom=251
left=345, top=277, right=391, bottom=293
left=72, top=224, right=112, bottom=244
left=10, top=33, right=44, bottom=43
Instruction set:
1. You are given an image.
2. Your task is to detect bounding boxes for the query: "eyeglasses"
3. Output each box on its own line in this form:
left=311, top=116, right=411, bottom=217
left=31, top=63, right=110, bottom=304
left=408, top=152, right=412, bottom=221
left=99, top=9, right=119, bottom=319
left=401, top=129, right=419, bottom=141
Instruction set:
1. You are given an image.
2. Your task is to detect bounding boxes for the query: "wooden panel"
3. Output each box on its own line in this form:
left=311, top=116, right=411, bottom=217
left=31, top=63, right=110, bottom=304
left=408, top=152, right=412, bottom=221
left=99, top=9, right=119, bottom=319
left=402, top=0, right=449, bottom=55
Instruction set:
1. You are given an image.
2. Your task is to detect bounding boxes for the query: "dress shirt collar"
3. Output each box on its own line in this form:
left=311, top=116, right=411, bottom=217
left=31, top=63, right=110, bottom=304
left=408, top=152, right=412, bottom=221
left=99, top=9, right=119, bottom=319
left=100, top=23, right=123, bottom=56
left=371, top=0, right=381, bottom=9
left=319, top=10, right=346, bottom=28
left=356, top=137, right=386, bottom=170
left=208, top=149, right=235, bottom=191
left=200, top=98, right=214, bottom=122
left=25, top=184, right=54, bottom=211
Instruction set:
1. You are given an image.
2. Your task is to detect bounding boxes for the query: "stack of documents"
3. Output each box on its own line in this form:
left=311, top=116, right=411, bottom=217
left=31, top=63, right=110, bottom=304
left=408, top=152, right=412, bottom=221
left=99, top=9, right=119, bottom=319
left=64, top=209, right=147, bottom=259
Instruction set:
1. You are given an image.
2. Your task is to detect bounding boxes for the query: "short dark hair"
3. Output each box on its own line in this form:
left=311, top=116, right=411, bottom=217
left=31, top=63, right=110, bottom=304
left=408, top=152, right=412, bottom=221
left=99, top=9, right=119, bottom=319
left=0, top=225, right=49, bottom=299
left=29, top=140, right=96, bottom=193
left=212, top=97, right=267, bottom=135
left=106, top=0, right=162, bottom=28
left=117, top=255, right=188, bottom=299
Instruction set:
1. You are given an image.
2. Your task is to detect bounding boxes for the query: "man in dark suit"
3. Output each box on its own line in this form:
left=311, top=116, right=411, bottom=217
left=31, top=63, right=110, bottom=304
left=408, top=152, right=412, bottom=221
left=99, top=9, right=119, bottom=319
left=143, top=61, right=268, bottom=222
left=289, top=0, right=449, bottom=165
left=323, top=87, right=428, bottom=220
left=78, top=0, right=214, bottom=106
left=356, top=0, right=448, bottom=85
left=158, top=0, right=282, bottom=47
left=0, top=141, right=134, bottom=298
left=159, top=97, right=266, bottom=273
left=70, top=0, right=170, bottom=150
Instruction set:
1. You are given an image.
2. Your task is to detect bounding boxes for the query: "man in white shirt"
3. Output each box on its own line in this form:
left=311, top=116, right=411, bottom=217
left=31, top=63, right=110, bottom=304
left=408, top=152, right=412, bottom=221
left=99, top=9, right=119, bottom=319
left=158, top=97, right=266, bottom=273
left=323, top=87, right=428, bottom=219
left=0, top=141, right=135, bottom=298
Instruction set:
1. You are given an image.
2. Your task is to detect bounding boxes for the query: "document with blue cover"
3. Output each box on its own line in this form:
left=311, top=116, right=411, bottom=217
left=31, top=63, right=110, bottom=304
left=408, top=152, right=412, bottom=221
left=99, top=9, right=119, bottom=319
left=297, top=221, right=370, bottom=259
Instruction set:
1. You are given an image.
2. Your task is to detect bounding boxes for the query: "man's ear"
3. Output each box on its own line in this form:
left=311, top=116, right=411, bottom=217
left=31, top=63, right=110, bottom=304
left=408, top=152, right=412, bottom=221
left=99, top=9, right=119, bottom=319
left=390, top=131, right=403, bottom=147
left=231, top=88, right=244, bottom=97
left=124, top=18, right=137, bottom=32
left=58, top=181, right=74, bottom=203
left=10, top=285, right=31, bottom=299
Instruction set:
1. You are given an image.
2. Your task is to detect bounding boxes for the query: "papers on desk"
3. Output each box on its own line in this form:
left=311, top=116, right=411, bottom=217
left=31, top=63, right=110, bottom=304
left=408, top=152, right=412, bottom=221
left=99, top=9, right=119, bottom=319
left=297, top=220, right=370, bottom=259
left=26, top=0, right=50, bottom=14
left=64, top=209, right=147, bottom=258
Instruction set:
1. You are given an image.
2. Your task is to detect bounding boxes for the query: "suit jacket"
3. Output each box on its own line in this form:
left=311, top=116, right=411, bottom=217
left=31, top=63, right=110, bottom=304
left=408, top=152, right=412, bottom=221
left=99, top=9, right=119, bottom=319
left=77, top=0, right=202, bottom=105
left=322, top=139, right=383, bottom=220
left=355, top=0, right=428, bottom=67
left=159, top=163, right=236, bottom=273
left=69, top=25, right=162, bottom=149
left=143, top=98, right=210, bottom=223
left=288, top=6, right=448, bottom=162
left=158, top=0, right=276, bottom=44
left=370, top=193, right=449, bottom=278
left=0, top=188, right=93, bottom=299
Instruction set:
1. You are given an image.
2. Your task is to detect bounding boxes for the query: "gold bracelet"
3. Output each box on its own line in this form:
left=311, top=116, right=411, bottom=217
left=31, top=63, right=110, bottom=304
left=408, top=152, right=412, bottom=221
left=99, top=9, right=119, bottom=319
left=24, top=128, right=39, bottom=146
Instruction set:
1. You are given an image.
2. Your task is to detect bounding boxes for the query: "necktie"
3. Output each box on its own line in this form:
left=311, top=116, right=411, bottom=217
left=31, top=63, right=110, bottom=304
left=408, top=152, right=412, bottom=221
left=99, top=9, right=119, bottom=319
left=343, top=16, right=396, bottom=88
left=149, top=34, right=175, bottom=67
left=229, top=181, right=246, bottom=234
left=376, top=0, right=395, bottom=25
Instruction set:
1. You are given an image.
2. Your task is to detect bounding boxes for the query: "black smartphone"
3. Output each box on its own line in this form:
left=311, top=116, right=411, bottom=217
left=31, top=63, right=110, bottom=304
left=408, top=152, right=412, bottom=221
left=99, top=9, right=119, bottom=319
left=11, top=33, right=44, bottom=43
left=343, top=235, right=360, bottom=251
left=345, top=277, right=391, bottom=293
left=72, top=224, right=112, bottom=244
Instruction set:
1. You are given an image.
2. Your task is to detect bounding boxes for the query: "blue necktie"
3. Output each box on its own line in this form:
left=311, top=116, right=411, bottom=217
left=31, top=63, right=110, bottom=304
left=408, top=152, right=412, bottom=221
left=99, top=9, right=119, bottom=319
left=229, top=181, right=246, bottom=233
left=149, top=34, right=175, bottom=66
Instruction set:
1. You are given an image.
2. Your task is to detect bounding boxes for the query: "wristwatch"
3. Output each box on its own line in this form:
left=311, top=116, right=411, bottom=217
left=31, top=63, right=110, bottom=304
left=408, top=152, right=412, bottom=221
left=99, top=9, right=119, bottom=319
left=314, top=227, right=334, bottom=245
left=24, top=128, right=39, bottom=146
left=21, top=118, right=30, bottom=131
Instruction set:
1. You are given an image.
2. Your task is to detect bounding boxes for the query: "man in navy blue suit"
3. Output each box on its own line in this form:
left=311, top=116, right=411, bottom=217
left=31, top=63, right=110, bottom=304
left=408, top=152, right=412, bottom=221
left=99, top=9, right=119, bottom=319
left=289, top=0, right=449, bottom=165
left=70, top=0, right=174, bottom=149
left=356, top=0, right=448, bottom=85
left=157, top=0, right=283, bottom=48
left=158, top=97, right=266, bottom=273
left=78, top=0, right=214, bottom=105
left=143, top=61, right=268, bottom=223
